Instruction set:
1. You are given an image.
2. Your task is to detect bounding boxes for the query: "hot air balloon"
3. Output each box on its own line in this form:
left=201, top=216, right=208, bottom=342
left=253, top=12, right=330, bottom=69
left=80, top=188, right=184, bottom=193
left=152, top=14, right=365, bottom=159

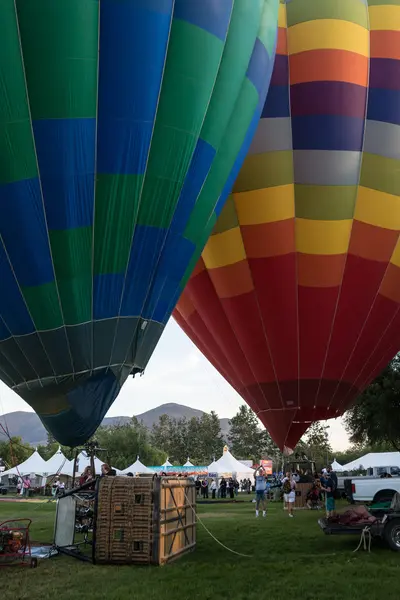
left=174, top=0, right=400, bottom=452
left=0, top=0, right=279, bottom=446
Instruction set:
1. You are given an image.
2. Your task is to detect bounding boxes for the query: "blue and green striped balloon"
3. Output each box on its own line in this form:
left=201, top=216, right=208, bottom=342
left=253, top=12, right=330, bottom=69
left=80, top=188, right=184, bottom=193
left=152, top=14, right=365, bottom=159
left=0, top=0, right=278, bottom=445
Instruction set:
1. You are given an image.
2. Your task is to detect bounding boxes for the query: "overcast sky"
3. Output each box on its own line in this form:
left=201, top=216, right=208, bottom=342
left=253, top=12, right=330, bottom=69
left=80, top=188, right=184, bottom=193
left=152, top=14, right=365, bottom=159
left=0, top=319, right=350, bottom=451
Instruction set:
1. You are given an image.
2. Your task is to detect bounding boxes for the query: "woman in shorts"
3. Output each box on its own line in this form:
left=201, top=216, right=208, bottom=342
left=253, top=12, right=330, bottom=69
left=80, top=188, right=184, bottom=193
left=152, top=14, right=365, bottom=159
left=282, top=472, right=296, bottom=518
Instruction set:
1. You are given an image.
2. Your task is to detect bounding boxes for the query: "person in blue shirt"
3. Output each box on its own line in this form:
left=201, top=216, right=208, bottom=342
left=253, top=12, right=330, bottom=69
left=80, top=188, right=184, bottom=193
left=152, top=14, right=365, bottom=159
left=322, top=473, right=336, bottom=517
left=254, top=465, right=268, bottom=518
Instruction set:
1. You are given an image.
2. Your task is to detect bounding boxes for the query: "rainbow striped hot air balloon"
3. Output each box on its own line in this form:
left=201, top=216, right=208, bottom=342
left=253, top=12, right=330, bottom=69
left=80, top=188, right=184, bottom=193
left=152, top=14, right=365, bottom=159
left=0, top=0, right=279, bottom=446
left=174, top=0, right=400, bottom=451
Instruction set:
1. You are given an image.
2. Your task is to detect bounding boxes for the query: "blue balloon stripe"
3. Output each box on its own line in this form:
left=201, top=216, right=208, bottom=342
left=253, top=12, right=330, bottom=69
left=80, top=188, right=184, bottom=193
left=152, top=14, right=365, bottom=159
left=93, top=272, right=125, bottom=321
left=170, top=139, right=216, bottom=235
left=33, top=118, right=96, bottom=230
left=119, top=226, right=194, bottom=324
left=291, top=115, right=365, bottom=151
left=262, top=85, right=290, bottom=118
left=0, top=244, right=35, bottom=337
left=142, top=235, right=196, bottom=323
left=96, top=0, right=173, bottom=175
left=367, top=88, right=400, bottom=126
left=0, top=178, right=55, bottom=287
left=173, top=0, right=233, bottom=42
left=246, top=38, right=272, bottom=99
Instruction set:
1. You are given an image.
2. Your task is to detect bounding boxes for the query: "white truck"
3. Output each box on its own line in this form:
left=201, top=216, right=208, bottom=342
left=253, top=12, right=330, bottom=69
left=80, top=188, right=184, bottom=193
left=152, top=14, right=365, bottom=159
left=352, top=477, right=400, bottom=504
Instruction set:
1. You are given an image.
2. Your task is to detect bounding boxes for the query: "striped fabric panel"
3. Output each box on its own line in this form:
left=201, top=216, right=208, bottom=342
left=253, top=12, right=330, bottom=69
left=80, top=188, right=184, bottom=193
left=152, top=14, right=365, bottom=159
left=174, top=0, right=400, bottom=450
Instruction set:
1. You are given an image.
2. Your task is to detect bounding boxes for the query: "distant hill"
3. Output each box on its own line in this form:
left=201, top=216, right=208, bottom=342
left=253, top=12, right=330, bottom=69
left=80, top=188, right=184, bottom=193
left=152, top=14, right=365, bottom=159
left=0, top=403, right=230, bottom=447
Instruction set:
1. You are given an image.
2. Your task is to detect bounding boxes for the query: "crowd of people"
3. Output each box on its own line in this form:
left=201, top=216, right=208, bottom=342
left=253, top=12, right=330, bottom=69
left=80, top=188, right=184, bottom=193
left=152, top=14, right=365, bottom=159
left=14, top=460, right=340, bottom=522
left=195, top=476, right=241, bottom=499
left=252, top=464, right=339, bottom=519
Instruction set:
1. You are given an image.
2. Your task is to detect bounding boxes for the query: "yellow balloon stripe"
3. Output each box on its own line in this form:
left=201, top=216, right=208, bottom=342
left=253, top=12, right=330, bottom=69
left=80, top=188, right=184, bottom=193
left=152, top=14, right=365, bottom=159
left=295, top=219, right=352, bottom=255
left=234, top=185, right=294, bottom=225
left=202, top=227, right=246, bottom=269
left=278, top=2, right=287, bottom=28
left=369, top=5, right=400, bottom=31
left=287, top=19, right=369, bottom=56
left=355, top=187, right=400, bottom=231
left=390, top=238, right=400, bottom=268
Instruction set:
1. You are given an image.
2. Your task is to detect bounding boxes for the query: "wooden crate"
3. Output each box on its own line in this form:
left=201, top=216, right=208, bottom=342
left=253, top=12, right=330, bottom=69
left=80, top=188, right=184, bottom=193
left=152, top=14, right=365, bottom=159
left=282, top=482, right=311, bottom=510
left=155, top=478, right=196, bottom=564
left=93, top=476, right=196, bottom=565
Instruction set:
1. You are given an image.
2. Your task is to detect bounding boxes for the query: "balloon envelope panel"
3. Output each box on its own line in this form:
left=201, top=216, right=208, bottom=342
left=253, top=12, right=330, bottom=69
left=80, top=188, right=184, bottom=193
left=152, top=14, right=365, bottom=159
left=174, top=0, right=400, bottom=451
left=0, top=0, right=279, bottom=445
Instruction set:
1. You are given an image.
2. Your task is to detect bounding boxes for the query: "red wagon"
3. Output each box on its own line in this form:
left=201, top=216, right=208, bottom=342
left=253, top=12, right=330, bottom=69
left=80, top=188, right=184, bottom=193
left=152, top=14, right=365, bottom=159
left=0, top=519, right=37, bottom=568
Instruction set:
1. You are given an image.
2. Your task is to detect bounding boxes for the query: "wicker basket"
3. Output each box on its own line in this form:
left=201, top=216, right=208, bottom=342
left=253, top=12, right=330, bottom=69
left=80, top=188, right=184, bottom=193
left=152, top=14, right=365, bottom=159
left=94, top=476, right=196, bottom=565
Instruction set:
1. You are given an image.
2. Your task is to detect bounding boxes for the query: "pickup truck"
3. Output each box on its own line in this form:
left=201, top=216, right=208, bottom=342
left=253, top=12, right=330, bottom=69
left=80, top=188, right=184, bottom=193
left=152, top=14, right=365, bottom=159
left=352, top=478, right=400, bottom=504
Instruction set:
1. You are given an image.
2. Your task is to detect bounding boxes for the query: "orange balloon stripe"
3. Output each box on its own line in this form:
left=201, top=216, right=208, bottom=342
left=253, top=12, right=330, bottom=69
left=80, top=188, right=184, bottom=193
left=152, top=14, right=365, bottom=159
left=241, top=219, right=295, bottom=258
left=276, top=27, right=287, bottom=55
left=370, top=30, right=400, bottom=59
left=348, top=220, right=399, bottom=263
left=289, top=49, right=368, bottom=86
left=208, top=260, right=254, bottom=299
left=297, top=253, right=346, bottom=288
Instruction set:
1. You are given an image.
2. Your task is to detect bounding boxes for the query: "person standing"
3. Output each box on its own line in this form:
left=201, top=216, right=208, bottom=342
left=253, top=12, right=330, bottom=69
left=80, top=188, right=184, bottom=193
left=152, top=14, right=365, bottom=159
left=210, top=479, right=217, bottom=499
left=281, top=472, right=296, bottom=518
left=195, top=478, right=201, bottom=497
left=228, top=478, right=235, bottom=499
left=254, top=466, right=268, bottom=518
left=327, top=466, right=338, bottom=495
left=201, top=478, right=209, bottom=499
left=322, top=471, right=336, bottom=518
left=220, top=477, right=227, bottom=499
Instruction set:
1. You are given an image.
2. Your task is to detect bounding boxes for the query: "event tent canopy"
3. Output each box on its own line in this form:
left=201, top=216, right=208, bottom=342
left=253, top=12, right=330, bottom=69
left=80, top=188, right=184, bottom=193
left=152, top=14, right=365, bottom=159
left=331, top=459, right=343, bottom=472
left=208, top=448, right=254, bottom=480
left=1, top=449, right=48, bottom=477
left=162, top=458, right=173, bottom=467
left=44, top=447, right=73, bottom=476
left=184, top=458, right=194, bottom=467
left=342, top=452, right=400, bottom=472
left=121, top=456, right=152, bottom=475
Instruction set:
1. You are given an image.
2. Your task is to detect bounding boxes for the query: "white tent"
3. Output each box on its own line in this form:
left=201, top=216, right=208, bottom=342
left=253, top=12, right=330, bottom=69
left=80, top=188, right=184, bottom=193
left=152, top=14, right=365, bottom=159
left=207, top=458, right=219, bottom=474
left=43, top=447, right=73, bottom=476
left=208, top=448, right=254, bottom=480
left=162, top=458, right=173, bottom=467
left=331, top=459, right=344, bottom=472
left=122, top=456, right=152, bottom=475
left=1, top=449, right=48, bottom=477
left=184, top=458, right=194, bottom=467
left=342, top=452, right=400, bottom=472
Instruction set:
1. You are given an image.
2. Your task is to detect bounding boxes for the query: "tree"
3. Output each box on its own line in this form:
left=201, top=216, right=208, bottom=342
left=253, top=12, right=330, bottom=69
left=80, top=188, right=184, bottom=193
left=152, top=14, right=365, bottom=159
left=95, top=417, right=165, bottom=469
left=0, top=436, right=33, bottom=468
left=228, top=406, right=267, bottom=461
left=196, top=412, right=224, bottom=463
left=151, top=414, right=173, bottom=457
left=151, top=411, right=224, bottom=464
left=344, top=356, right=400, bottom=451
left=298, top=422, right=332, bottom=465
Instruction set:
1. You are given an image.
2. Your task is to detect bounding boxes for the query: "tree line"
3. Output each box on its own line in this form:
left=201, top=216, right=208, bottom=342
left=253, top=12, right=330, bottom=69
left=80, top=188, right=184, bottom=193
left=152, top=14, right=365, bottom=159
left=2, top=354, right=400, bottom=471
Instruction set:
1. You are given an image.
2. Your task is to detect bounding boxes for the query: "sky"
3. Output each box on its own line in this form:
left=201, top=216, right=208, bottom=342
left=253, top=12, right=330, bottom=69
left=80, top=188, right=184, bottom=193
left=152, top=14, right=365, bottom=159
left=0, top=319, right=350, bottom=452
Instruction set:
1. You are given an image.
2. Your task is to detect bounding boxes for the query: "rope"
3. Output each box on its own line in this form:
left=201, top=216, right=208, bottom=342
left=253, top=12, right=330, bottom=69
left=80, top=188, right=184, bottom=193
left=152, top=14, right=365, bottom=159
left=181, top=487, right=253, bottom=559
left=353, top=526, right=372, bottom=553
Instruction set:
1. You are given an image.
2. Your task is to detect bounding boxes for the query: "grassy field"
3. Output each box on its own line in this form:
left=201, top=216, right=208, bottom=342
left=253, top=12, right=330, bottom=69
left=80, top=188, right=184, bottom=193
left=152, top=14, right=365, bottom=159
left=0, top=499, right=399, bottom=600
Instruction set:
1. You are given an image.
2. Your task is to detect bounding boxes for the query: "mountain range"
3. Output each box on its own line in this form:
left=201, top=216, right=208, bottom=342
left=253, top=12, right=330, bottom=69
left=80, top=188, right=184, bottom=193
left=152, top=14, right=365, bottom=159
left=0, top=403, right=230, bottom=447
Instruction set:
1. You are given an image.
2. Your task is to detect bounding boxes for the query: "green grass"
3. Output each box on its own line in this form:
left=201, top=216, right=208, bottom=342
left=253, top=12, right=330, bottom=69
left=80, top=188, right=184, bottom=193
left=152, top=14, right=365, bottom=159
left=1, top=499, right=400, bottom=600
